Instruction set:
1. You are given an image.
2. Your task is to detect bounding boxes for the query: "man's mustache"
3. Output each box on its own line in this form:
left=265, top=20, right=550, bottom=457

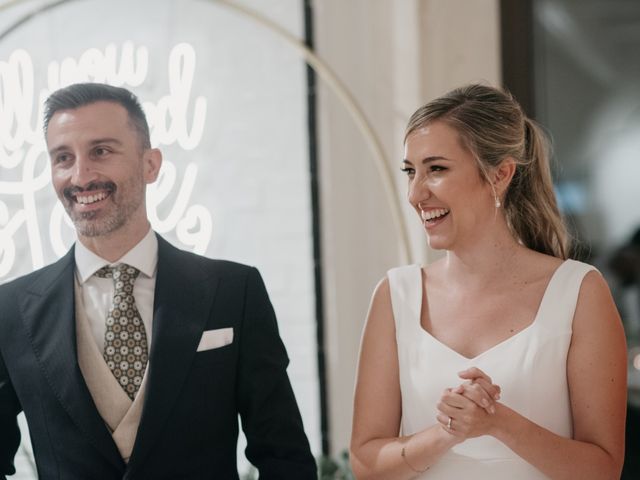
left=63, top=181, right=116, bottom=200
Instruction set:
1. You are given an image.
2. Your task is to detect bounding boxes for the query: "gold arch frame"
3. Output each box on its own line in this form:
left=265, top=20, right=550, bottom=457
left=0, top=0, right=413, bottom=263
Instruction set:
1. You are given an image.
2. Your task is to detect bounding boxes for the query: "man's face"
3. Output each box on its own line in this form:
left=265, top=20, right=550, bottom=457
left=46, top=101, right=158, bottom=240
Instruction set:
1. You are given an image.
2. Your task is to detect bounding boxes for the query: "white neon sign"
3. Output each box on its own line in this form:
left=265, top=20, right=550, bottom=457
left=0, top=42, right=212, bottom=279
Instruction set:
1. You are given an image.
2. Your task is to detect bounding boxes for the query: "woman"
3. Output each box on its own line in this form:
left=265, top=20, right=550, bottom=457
left=350, top=84, right=627, bottom=479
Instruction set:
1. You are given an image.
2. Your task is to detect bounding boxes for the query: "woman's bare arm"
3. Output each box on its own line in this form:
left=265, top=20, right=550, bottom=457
left=350, top=277, right=459, bottom=479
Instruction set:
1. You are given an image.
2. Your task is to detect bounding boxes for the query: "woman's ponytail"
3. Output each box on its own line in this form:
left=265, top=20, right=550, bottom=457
left=504, top=118, right=569, bottom=259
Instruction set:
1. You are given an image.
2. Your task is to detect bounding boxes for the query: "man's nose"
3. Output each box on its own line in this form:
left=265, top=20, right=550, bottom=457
left=70, top=155, right=98, bottom=187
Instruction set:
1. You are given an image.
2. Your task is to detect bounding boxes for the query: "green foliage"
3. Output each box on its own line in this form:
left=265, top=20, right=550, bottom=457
left=317, top=449, right=354, bottom=479
left=240, top=450, right=354, bottom=479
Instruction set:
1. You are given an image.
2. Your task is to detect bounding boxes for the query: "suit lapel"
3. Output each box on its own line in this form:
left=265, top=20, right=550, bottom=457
left=127, top=236, right=219, bottom=471
left=19, top=248, right=124, bottom=471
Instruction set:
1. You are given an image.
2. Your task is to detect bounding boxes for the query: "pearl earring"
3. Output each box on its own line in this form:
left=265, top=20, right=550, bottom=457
left=495, top=195, right=501, bottom=208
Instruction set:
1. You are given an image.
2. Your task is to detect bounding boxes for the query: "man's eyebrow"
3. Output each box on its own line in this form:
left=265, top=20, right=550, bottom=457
left=48, top=145, right=67, bottom=155
left=48, top=138, right=123, bottom=155
left=88, top=138, right=123, bottom=146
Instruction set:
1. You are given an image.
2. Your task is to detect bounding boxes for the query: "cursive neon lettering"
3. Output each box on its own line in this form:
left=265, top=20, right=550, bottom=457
left=0, top=42, right=212, bottom=280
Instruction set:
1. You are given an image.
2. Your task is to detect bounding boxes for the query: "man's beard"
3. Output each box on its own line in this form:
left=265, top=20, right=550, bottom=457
left=62, top=179, right=144, bottom=237
left=68, top=208, right=130, bottom=237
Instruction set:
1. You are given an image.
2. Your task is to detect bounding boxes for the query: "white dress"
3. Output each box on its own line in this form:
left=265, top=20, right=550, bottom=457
left=388, top=260, right=595, bottom=479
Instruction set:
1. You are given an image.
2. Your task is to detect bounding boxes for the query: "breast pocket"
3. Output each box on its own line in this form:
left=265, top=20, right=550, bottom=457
left=192, top=327, right=237, bottom=368
left=197, top=327, right=233, bottom=352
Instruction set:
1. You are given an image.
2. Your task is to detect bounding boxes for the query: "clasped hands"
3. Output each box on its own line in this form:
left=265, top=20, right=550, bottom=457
left=435, top=367, right=502, bottom=441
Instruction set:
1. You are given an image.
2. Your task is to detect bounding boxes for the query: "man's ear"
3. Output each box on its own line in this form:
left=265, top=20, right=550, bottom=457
left=493, top=157, right=516, bottom=195
left=143, top=148, right=163, bottom=184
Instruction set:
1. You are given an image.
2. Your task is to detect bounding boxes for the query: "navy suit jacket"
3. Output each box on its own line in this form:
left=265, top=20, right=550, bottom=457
left=0, top=235, right=316, bottom=479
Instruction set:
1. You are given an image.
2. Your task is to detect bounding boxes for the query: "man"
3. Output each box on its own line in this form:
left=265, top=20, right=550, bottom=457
left=0, top=83, right=316, bottom=479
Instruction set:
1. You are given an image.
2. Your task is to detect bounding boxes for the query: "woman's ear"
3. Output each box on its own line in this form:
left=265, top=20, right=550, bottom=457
left=493, top=157, right=516, bottom=195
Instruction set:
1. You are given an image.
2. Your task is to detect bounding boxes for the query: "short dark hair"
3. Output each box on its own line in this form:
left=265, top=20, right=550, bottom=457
left=43, top=83, right=151, bottom=149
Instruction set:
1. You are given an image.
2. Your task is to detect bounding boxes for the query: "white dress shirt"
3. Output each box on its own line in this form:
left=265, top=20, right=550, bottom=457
left=74, top=229, right=158, bottom=353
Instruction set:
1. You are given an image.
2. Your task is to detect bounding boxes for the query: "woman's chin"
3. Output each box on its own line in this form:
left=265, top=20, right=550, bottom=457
left=426, top=236, right=450, bottom=251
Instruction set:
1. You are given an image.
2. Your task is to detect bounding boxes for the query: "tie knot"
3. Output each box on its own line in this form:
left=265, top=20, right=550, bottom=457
left=95, top=264, right=140, bottom=284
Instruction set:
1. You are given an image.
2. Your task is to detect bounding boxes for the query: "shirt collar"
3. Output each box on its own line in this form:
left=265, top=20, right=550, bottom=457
left=75, top=228, right=158, bottom=284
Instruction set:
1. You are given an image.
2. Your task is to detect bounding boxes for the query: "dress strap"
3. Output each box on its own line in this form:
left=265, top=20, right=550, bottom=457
left=387, top=265, right=422, bottom=336
left=535, top=259, right=597, bottom=330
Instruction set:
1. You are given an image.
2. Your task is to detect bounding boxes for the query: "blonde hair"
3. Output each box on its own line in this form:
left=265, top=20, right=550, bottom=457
left=405, top=84, right=569, bottom=259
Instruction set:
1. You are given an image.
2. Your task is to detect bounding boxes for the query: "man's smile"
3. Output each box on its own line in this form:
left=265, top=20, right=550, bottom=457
left=63, top=181, right=116, bottom=209
left=75, top=191, right=110, bottom=205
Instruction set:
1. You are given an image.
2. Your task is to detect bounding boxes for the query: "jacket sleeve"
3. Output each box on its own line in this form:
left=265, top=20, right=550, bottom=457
left=237, top=267, right=316, bottom=479
left=0, top=347, right=21, bottom=478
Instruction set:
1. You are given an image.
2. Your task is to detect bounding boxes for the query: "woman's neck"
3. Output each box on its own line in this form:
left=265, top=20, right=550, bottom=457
left=442, top=227, right=528, bottom=288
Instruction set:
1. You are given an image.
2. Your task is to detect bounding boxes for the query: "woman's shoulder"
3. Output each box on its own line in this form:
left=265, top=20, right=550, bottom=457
left=518, top=249, right=593, bottom=283
left=540, top=253, right=616, bottom=328
left=527, top=251, right=601, bottom=287
left=569, top=257, right=624, bottom=365
left=573, top=263, right=612, bottom=303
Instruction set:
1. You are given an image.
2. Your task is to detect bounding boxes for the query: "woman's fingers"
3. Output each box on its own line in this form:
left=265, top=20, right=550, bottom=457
left=438, top=389, right=474, bottom=410
left=458, top=366, right=491, bottom=383
left=435, top=402, right=463, bottom=435
left=457, top=382, right=496, bottom=414
left=437, top=389, right=494, bottom=439
left=438, top=372, right=502, bottom=440
left=458, top=367, right=501, bottom=400
left=472, top=377, right=501, bottom=400
left=435, top=412, right=451, bottom=429
left=435, top=412, right=465, bottom=437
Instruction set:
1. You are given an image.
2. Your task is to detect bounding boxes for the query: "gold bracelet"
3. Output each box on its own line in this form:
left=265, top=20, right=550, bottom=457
left=401, top=446, right=429, bottom=474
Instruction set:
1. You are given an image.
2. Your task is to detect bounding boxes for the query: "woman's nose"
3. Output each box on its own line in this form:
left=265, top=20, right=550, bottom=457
left=408, top=178, right=431, bottom=209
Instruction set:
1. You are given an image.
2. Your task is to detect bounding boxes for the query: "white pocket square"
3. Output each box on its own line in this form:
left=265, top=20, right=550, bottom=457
left=197, top=327, right=234, bottom=352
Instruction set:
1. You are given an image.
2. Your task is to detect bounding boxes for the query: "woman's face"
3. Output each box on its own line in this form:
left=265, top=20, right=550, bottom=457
left=403, top=120, right=495, bottom=251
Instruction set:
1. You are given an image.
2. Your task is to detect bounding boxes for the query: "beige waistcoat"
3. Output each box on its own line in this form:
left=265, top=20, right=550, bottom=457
left=74, top=280, right=148, bottom=463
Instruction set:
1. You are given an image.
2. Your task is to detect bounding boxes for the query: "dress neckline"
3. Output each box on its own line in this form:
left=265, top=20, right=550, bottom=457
left=415, top=259, right=570, bottom=361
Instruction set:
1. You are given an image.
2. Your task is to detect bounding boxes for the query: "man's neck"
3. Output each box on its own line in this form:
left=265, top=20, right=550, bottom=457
left=78, top=223, right=151, bottom=262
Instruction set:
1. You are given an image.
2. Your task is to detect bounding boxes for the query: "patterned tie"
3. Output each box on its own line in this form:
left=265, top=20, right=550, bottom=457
left=95, top=264, right=148, bottom=400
